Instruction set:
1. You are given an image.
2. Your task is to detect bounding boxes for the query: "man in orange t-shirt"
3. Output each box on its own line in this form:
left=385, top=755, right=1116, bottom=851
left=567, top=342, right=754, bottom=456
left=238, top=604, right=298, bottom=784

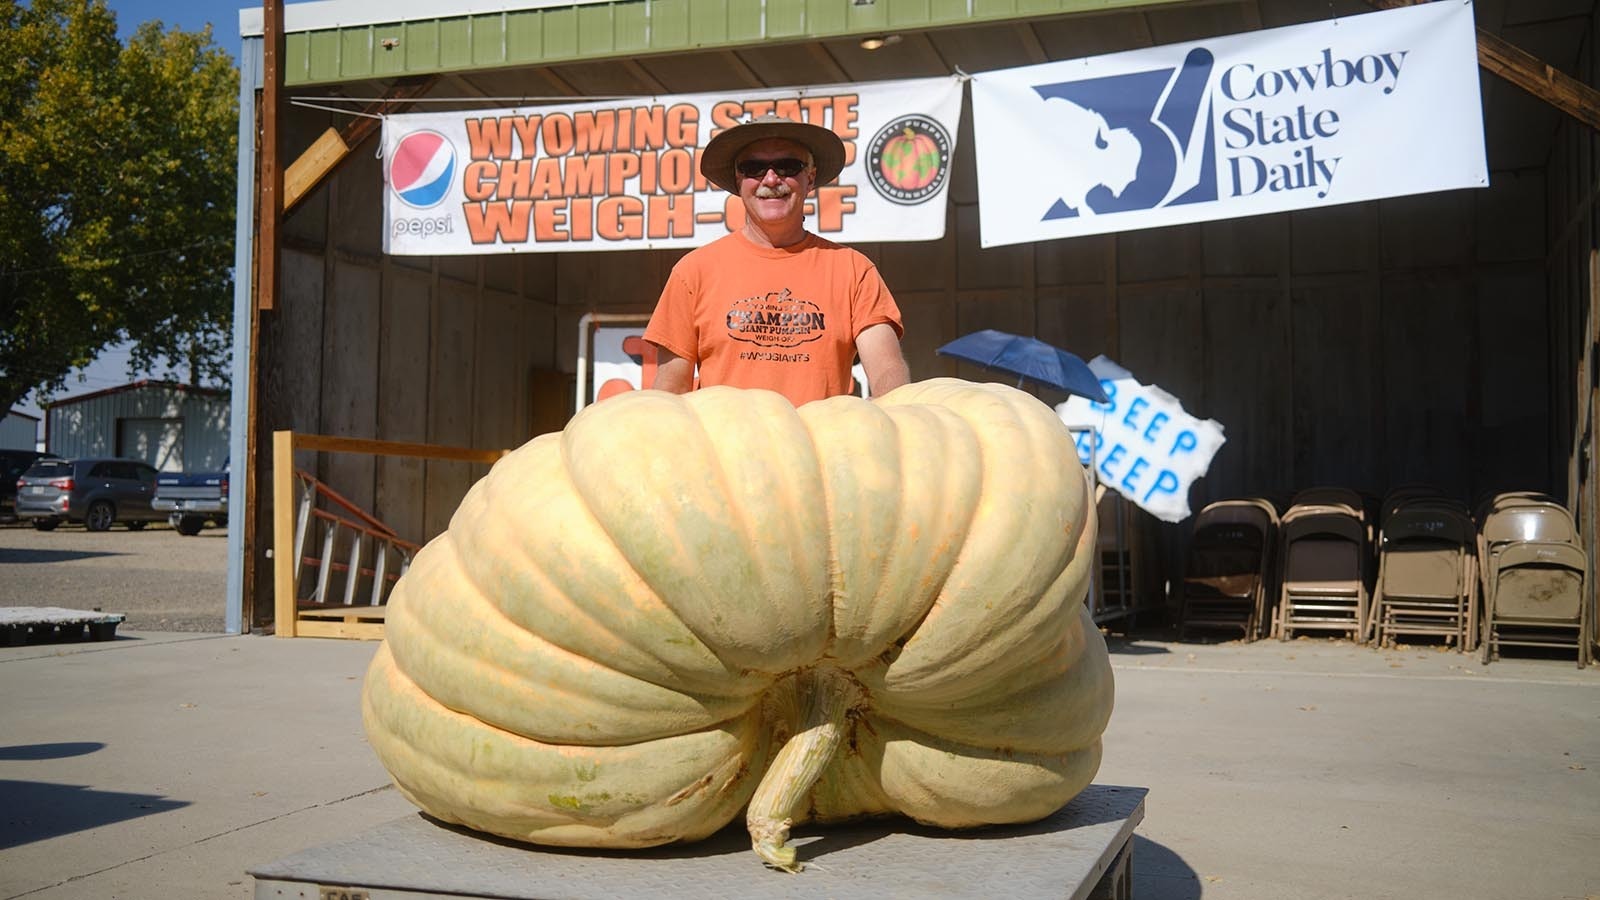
left=644, top=114, right=909, bottom=406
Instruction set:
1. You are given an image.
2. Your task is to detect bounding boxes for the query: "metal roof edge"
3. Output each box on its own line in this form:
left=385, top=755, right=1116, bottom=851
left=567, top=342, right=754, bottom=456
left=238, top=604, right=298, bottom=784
left=239, top=0, right=619, bottom=38
left=42, top=380, right=231, bottom=409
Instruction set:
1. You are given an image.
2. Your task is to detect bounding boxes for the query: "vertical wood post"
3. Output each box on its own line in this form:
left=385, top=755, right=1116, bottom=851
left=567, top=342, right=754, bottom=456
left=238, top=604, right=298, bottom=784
left=258, top=0, right=284, bottom=310
left=1587, top=251, right=1599, bottom=655
left=273, top=430, right=297, bottom=637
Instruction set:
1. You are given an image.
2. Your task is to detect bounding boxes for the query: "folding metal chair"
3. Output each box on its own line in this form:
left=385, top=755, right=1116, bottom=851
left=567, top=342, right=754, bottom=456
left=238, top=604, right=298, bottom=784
left=1277, top=501, right=1367, bottom=641
left=1179, top=499, right=1279, bottom=641
left=1370, top=505, right=1474, bottom=649
left=1479, top=500, right=1589, bottom=668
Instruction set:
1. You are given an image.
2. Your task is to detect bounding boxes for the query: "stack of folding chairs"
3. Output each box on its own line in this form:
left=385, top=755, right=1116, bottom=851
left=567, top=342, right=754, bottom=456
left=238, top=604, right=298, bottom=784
left=1367, top=487, right=1476, bottom=651
left=1178, top=498, right=1280, bottom=641
left=1476, top=492, right=1590, bottom=668
left=1276, top=487, right=1369, bottom=641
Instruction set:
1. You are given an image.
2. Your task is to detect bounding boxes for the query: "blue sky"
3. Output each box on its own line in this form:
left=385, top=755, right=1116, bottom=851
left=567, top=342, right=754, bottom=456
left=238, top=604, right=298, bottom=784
left=12, top=1, right=257, bottom=424
left=110, top=0, right=254, bottom=51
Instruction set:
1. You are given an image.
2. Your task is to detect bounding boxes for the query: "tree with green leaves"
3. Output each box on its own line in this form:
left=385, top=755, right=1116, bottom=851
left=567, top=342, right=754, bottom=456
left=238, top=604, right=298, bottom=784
left=0, top=0, right=238, bottom=414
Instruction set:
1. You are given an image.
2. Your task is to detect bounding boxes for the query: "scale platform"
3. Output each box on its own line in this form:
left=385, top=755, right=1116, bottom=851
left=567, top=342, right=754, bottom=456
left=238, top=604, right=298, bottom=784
left=251, top=783, right=1144, bottom=900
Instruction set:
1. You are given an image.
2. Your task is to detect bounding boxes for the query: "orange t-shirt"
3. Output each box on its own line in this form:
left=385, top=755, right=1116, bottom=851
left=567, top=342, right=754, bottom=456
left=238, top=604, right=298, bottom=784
left=644, top=232, right=903, bottom=406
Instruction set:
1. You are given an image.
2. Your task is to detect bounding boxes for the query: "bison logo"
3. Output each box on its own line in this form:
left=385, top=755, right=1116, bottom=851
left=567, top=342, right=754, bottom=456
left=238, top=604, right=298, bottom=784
left=1033, top=47, right=1218, bottom=220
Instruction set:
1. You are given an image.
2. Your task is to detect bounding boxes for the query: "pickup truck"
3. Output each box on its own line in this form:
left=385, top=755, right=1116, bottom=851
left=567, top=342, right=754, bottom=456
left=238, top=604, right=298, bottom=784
left=153, top=463, right=228, bottom=536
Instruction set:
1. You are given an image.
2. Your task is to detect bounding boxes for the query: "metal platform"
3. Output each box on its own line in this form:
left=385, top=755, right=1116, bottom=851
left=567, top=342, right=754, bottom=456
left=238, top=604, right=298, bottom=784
left=0, top=607, right=125, bottom=645
left=252, top=783, right=1145, bottom=900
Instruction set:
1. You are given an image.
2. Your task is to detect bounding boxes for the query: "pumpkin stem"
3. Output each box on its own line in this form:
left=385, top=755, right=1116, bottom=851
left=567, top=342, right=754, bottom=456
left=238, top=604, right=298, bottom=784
left=746, top=666, right=860, bottom=872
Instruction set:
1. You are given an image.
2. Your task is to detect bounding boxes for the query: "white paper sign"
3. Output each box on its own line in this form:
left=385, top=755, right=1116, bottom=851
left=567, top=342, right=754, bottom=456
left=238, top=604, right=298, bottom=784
left=589, top=325, right=653, bottom=405
left=1057, top=357, right=1225, bottom=523
left=383, top=77, right=962, bottom=255
left=971, top=1, right=1486, bottom=247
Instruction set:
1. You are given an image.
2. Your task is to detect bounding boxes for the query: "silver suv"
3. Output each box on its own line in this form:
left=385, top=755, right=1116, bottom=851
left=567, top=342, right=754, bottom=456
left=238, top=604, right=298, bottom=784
left=14, top=457, right=164, bottom=532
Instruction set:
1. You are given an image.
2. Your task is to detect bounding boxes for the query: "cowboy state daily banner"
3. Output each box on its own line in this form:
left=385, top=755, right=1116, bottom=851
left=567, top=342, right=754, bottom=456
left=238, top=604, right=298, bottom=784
left=382, top=77, right=962, bottom=255
left=970, top=1, right=1486, bottom=247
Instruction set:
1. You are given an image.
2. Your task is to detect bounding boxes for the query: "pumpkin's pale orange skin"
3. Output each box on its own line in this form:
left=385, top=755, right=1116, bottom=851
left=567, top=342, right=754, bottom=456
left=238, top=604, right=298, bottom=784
left=362, top=378, right=1113, bottom=857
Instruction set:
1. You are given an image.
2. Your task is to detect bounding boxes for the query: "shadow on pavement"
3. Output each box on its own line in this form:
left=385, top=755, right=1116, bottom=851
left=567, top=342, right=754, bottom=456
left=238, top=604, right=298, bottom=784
left=0, top=742, right=106, bottom=761
left=1131, top=834, right=1203, bottom=899
left=0, top=779, right=189, bottom=849
left=0, top=547, right=127, bottom=564
left=1103, top=637, right=1175, bottom=656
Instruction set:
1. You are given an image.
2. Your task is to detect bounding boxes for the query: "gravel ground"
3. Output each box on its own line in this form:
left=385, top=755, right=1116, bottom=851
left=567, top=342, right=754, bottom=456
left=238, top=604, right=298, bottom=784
left=0, top=521, right=228, bottom=632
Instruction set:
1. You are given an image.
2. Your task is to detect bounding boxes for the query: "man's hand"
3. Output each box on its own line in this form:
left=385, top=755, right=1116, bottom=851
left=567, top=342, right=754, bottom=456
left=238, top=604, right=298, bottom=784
left=650, top=347, right=694, bottom=394
left=857, top=323, right=910, bottom=398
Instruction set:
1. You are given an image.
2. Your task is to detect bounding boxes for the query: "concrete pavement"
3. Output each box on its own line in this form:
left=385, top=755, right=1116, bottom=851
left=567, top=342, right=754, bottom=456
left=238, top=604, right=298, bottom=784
left=1, top=631, right=1595, bottom=899
left=1, top=633, right=410, bottom=899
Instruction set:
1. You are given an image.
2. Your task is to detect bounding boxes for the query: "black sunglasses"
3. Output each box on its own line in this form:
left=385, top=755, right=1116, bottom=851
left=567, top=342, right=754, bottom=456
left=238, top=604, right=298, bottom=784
left=735, top=157, right=810, bottom=179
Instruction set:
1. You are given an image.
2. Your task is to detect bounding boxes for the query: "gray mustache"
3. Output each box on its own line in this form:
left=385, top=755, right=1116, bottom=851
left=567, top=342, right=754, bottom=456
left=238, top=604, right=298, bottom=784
left=754, top=184, right=793, bottom=199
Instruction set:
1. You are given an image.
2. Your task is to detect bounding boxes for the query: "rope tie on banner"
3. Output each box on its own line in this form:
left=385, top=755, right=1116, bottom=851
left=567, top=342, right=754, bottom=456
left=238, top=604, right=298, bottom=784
left=287, top=95, right=651, bottom=159
left=286, top=100, right=389, bottom=157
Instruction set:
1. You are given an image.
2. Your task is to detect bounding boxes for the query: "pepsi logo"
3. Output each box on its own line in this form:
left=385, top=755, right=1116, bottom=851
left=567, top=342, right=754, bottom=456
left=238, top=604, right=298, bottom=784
left=389, top=130, right=455, bottom=209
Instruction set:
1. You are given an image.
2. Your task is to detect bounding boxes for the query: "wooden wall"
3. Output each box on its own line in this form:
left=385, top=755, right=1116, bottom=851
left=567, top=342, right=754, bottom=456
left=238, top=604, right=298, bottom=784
left=248, top=87, right=1561, bottom=627
left=1544, top=4, right=1600, bottom=652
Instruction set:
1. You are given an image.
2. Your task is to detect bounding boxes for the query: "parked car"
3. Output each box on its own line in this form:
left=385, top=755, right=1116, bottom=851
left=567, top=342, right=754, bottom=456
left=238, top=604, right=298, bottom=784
left=1, top=448, right=47, bottom=521
left=153, top=461, right=228, bottom=536
left=14, top=457, right=165, bottom=531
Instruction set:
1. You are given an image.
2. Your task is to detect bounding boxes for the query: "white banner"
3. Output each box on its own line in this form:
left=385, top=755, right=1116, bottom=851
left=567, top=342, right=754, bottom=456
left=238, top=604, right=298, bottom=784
left=971, top=1, right=1486, bottom=247
left=383, top=77, right=963, bottom=255
left=1057, top=357, right=1226, bottom=523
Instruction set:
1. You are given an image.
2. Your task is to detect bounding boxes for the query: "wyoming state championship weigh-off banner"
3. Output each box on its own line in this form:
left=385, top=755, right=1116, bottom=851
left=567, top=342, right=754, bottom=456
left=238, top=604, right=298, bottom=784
left=969, top=1, right=1487, bottom=247
left=382, top=77, right=962, bottom=255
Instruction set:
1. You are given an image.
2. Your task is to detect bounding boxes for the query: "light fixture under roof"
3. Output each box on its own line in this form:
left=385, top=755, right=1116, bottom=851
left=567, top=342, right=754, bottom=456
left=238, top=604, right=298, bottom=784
left=859, top=34, right=902, bottom=51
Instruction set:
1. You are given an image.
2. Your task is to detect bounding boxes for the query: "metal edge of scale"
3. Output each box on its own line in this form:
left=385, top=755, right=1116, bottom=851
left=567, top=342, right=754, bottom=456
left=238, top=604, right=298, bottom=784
left=251, top=784, right=1147, bottom=900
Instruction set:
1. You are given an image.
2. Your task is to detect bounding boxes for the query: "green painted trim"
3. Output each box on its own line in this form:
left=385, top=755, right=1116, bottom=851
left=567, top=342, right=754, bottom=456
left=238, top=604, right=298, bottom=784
left=278, top=0, right=1189, bottom=86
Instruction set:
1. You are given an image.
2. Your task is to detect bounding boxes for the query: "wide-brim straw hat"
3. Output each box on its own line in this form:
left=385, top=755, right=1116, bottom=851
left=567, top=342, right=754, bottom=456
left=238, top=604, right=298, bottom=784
left=700, top=113, right=846, bottom=194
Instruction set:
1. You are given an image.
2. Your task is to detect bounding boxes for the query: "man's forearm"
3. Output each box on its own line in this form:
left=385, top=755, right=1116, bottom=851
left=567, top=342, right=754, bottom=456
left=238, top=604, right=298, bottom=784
left=651, top=350, right=694, bottom=393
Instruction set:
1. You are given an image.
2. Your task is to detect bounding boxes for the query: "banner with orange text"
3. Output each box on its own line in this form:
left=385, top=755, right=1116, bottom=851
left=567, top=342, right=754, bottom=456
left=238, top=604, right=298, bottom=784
left=381, top=77, right=962, bottom=255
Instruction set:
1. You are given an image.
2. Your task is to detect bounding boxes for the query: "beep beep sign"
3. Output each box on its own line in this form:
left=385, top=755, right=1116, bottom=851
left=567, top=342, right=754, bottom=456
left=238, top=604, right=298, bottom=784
left=971, top=0, right=1486, bottom=247
left=1057, top=357, right=1225, bottom=523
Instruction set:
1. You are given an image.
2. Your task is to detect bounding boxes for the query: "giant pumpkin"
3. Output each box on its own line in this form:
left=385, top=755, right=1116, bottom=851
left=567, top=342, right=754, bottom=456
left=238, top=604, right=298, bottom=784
left=362, top=378, right=1113, bottom=871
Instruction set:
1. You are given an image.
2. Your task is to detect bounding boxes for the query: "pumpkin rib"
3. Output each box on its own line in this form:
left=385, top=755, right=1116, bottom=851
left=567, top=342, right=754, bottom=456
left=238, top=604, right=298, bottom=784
left=883, top=504, right=1095, bottom=702
left=560, top=392, right=762, bottom=675
left=387, top=537, right=755, bottom=746
left=364, top=643, right=766, bottom=846
left=866, top=608, right=1114, bottom=754
left=878, top=383, right=1089, bottom=692
left=798, top=400, right=850, bottom=665
left=682, top=388, right=833, bottom=666
left=795, top=396, right=907, bottom=665
left=874, top=404, right=985, bottom=646
left=451, top=448, right=766, bottom=700
left=801, top=399, right=987, bottom=669
left=561, top=389, right=830, bottom=675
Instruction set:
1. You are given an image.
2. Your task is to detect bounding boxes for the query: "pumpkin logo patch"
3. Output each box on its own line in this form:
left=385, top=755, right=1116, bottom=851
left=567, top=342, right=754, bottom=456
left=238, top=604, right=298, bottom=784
left=865, top=114, right=953, bottom=206
left=725, top=289, right=827, bottom=349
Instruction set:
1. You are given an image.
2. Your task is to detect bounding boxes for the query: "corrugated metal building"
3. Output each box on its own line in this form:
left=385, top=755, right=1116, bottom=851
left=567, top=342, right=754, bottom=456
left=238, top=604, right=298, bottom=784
left=46, top=381, right=230, bottom=472
left=228, top=0, right=1600, bottom=633
left=0, top=410, right=40, bottom=451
